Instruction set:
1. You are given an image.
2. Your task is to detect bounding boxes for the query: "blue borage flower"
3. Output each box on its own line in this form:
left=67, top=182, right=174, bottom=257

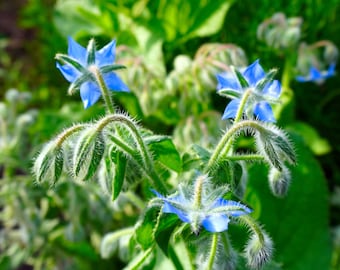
left=152, top=175, right=251, bottom=233
left=296, top=63, right=336, bottom=84
left=216, top=60, right=281, bottom=122
left=56, top=37, right=129, bottom=108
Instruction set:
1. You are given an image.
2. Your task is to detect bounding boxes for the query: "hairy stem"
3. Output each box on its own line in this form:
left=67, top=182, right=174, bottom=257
left=206, top=120, right=264, bottom=174
left=97, top=114, right=168, bottom=193
left=207, top=234, right=218, bottom=270
left=90, top=66, right=115, bottom=114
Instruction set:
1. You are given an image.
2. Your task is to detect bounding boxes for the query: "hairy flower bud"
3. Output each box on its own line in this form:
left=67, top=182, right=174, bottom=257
left=33, top=140, right=64, bottom=185
left=73, top=127, right=105, bottom=181
left=244, top=232, right=273, bottom=269
left=268, top=165, right=291, bottom=197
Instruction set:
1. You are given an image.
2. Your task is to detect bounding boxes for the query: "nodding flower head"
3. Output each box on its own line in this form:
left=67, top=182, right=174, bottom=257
left=216, top=59, right=281, bottom=122
left=56, top=37, right=129, bottom=108
left=153, top=175, right=252, bottom=234
left=296, top=63, right=336, bottom=85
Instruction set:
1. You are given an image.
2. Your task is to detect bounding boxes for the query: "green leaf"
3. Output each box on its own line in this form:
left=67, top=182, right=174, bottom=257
left=245, top=133, right=332, bottom=269
left=111, top=151, right=127, bottom=200
left=155, top=215, right=179, bottom=256
left=287, top=122, right=331, bottom=155
left=146, top=136, right=182, bottom=172
left=135, top=206, right=158, bottom=250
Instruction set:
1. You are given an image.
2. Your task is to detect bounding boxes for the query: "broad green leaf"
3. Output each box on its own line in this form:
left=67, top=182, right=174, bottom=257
left=287, top=122, right=331, bottom=155
left=146, top=136, right=182, bottom=172
left=245, top=133, right=331, bottom=269
left=135, top=206, right=158, bottom=250
left=155, top=215, right=179, bottom=256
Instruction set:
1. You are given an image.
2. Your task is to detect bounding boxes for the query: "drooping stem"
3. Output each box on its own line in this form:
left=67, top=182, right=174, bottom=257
left=239, top=215, right=264, bottom=244
left=206, top=120, right=265, bottom=174
left=56, top=124, right=87, bottom=147
left=97, top=114, right=168, bottom=193
left=207, top=234, right=219, bottom=270
left=90, top=66, right=115, bottom=114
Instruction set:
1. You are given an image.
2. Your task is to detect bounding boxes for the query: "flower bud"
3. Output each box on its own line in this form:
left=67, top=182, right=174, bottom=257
left=244, top=232, right=273, bottom=269
left=73, top=127, right=105, bottom=181
left=324, top=42, right=338, bottom=64
left=268, top=165, right=291, bottom=197
left=33, top=140, right=64, bottom=185
left=174, top=55, right=192, bottom=73
left=17, top=110, right=37, bottom=127
left=5, top=88, right=20, bottom=103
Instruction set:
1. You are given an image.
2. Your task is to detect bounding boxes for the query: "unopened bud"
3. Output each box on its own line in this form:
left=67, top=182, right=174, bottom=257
left=324, top=42, right=338, bottom=64
left=5, top=89, right=20, bottom=103
left=33, top=141, right=64, bottom=185
left=174, top=55, right=192, bottom=73
left=244, top=232, right=273, bottom=269
left=73, top=127, right=105, bottom=181
left=268, top=166, right=291, bottom=197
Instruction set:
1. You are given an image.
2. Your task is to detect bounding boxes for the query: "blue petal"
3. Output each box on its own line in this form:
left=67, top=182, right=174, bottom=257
left=212, top=198, right=252, bottom=216
left=67, top=37, right=87, bottom=65
left=104, top=73, right=129, bottom=92
left=222, top=99, right=241, bottom=120
left=262, top=80, right=281, bottom=98
left=56, top=62, right=80, bottom=83
left=254, top=101, right=276, bottom=122
left=164, top=202, right=191, bottom=223
left=243, top=59, right=266, bottom=86
left=216, top=72, right=241, bottom=91
left=80, top=81, right=102, bottom=108
left=96, top=40, right=116, bottom=66
left=152, top=190, right=191, bottom=223
left=310, top=66, right=322, bottom=81
left=326, top=63, right=336, bottom=78
left=295, top=75, right=309, bottom=82
left=202, top=214, right=230, bottom=232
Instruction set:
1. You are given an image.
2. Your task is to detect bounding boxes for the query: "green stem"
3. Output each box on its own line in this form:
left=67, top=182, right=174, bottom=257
left=281, top=55, right=293, bottom=93
left=240, top=215, right=264, bottom=244
left=98, top=114, right=168, bottom=193
left=224, top=154, right=264, bottom=162
left=207, top=234, right=218, bottom=270
left=90, top=66, right=115, bottom=114
left=56, top=124, right=87, bottom=147
left=206, top=120, right=264, bottom=173
left=234, top=89, right=252, bottom=123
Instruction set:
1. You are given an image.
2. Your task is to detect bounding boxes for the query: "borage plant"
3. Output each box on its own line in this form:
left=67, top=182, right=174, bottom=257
left=34, top=38, right=296, bottom=269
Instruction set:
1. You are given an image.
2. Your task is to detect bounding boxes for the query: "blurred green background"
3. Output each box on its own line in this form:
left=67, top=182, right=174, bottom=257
left=1, top=0, right=340, bottom=269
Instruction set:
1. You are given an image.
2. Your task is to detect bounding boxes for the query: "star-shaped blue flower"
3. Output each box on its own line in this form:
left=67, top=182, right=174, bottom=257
left=216, top=60, right=281, bottom=122
left=152, top=177, right=251, bottom=233
left=56, top=37, right=129, bottom=108
left=296, top=63, right=336, bottom=84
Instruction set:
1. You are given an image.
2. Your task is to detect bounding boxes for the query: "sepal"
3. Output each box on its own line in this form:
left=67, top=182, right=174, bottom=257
left=233, top=66, right=249, bottom=88
left=55, top=53, right=87, bottom=73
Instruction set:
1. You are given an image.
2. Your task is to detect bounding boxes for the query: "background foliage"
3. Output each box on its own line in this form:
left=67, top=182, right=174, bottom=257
left=1, top=0, right=340, bottom=269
